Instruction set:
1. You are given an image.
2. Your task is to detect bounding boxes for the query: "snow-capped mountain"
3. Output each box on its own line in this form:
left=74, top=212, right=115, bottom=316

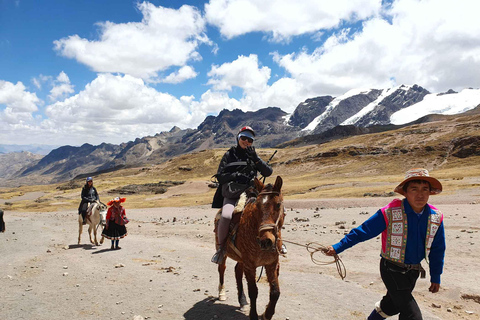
left=301, top=84, right=431, bottom=134
left=390, top=88, right=480, bottom=125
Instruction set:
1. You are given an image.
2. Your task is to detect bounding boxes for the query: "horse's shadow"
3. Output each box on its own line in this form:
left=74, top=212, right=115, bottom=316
left=68, top=244, right=95, bottom=250
left=68, top=244, right=106, bottom=251
left=183, top=297, right=249, bottom=320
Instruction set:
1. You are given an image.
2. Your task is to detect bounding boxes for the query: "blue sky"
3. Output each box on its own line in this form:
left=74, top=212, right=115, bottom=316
left=1, top=0, right=480, bottom=147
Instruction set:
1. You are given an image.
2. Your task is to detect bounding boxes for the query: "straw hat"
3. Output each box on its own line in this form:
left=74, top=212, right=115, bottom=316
left=107, top=197, right=126, bottom=206
left=394, top=168, right=442, bottom=196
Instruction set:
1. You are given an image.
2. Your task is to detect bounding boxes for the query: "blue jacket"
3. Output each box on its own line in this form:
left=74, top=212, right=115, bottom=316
left=332, top=199, right=446, bottom=284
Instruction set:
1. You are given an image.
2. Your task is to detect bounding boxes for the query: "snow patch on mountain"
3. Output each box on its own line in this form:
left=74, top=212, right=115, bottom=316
left=390, top=88, right=480, bottom=125
left=302, top=88, right=371, bottom=131
left=341, top=86, right=404, bottom=126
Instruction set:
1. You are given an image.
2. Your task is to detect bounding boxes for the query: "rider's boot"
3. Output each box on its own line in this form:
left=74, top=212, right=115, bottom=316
left=211, top=245, right=225, bottom=264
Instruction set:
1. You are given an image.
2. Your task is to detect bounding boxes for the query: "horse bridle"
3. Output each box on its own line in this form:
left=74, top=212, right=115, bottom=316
left=257, top=191, right=284, bottom=237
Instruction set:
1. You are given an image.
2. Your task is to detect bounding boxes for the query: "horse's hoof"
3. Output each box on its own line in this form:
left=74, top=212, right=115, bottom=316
left=239, top=295, right=248, bottom=307
left=219, top=293, right=227, bottom=301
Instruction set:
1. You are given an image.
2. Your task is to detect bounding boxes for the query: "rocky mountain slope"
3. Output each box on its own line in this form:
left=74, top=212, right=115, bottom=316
left=1, top=84, right=479, bottom=186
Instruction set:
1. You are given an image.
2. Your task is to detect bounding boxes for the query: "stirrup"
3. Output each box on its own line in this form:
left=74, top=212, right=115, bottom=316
left=211, top=248, right=225, bottom=264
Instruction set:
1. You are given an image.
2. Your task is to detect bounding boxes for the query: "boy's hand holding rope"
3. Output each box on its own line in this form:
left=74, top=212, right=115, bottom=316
left=283, top=240, right=347, bottom=280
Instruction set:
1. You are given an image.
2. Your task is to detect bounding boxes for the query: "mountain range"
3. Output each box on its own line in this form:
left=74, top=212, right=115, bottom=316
left=1, top=84, right=479, bottom=187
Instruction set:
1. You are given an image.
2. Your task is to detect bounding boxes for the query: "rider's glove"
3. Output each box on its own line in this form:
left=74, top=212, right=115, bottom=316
left=245, top=146, right=260, bottom=163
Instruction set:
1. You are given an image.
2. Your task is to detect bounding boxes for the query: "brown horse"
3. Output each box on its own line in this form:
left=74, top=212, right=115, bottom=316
left=215, top=176, right=285, bottom=320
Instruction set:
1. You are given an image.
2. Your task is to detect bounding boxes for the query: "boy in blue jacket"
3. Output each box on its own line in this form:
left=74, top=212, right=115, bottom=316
left=326, top=168, right=446, bottom=320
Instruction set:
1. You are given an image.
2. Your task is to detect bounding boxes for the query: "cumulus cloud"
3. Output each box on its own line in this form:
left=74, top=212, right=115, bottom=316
left=205, top=0, right=381, bottom=42
left=44, top=73, right=195, bottom=138
left=207, top=54, right=270, bottom=92
left=0, top=80, right=40, bottom=113
left=53, top=2, right=211, bottom=81
left=48, top=71, right=74, bottom=101
left=272, top=0, right=480, bottom=94
left=161, top=66, right=198, bottom=84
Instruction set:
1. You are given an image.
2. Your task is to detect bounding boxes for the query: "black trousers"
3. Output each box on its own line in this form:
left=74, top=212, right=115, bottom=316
left=379, top=258, right=422, bottom=320
left=78, top=201, right=89, bottom=220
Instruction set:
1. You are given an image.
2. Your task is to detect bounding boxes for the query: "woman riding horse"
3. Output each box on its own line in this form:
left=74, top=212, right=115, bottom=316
left=78, top=177, right=100, bottom=225
left=212, top=126, right=281, bottom=264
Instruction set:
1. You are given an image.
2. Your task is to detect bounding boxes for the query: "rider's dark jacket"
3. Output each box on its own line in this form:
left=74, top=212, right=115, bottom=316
left=216, top=145, right=273, bottom=186
left=78, top=184, right=99, bottom=213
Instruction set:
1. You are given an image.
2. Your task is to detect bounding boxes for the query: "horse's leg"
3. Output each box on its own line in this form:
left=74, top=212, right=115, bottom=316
left=244, top=267, right=259, bottom=320
left=262, top=262, right=281, bottom=320
left=218, top=259, right=227, bottom=301
left=88, top=224, right=94, bottom=244
left=235, top=262, right=248, bottom=308
left=97, top=224, right=104, bottom=245
left=93, top=224, right=99, bottom=246
left=78, top=216, right=83, bottom=244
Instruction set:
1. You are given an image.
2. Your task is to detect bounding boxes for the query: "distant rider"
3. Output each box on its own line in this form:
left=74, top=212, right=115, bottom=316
left=78, top=177, right=99, bottom=225
left=212, top=126, right=278, bottom=264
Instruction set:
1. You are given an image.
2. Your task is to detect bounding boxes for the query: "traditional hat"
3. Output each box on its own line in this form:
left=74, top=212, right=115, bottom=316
left=107, top=197, right=126, bottom=206
left=394, top=168, right=442, bottom=196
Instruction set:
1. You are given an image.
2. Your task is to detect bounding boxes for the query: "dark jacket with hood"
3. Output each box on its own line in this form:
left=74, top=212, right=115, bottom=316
left=212, top=145, right=273, bottom=207
left=78, top=184, right=99, bottom=213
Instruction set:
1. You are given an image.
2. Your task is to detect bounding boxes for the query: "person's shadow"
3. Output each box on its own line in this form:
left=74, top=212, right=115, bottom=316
left=183, top=297, right=249, bottom=320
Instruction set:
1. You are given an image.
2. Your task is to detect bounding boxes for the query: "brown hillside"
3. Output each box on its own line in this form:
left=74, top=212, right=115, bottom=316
left=1, top=113, right=479, bottom=212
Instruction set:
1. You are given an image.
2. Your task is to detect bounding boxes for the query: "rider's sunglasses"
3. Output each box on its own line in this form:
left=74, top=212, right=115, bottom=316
left=240, top=136, right=253, bottom=143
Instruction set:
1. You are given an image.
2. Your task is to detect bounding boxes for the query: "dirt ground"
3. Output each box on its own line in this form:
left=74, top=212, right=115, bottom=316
left=1, top=191, right=480, bottom=320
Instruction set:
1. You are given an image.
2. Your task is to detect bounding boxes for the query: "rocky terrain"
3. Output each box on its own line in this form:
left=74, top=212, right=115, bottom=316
left=1, top=187, right=480, bottom=320
left=1, top=84, right=478, bottom=187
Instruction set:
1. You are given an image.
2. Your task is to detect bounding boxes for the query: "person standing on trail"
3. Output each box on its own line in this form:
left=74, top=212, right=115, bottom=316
left=78, top=177, right=100, bottom=225
left=211, top=126, right=279, bottom=264
left=101, top=197, right=129, bottom=250
left=326, top=168, right=446, bottom=320
left=0, top=208, right=5, bottom=232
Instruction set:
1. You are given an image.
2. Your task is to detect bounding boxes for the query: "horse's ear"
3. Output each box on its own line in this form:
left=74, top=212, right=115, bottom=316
left=254, top=177, right=264, bottom=192
left=273, top=176, right=283, bottom=192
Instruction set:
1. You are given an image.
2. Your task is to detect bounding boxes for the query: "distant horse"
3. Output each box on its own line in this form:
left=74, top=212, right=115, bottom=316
left=78, top=201, right=107, bottom=246
left=215, top=176, right=285, bottom=320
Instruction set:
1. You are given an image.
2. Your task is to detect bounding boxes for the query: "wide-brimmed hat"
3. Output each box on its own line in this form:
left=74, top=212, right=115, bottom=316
left=107, top=197, right=126, bottom=206
left=394, top=168, right=442, bottom=196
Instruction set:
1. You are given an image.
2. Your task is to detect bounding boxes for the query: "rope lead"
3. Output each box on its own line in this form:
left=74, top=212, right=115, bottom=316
left=283, top=240, right=347, bottom=280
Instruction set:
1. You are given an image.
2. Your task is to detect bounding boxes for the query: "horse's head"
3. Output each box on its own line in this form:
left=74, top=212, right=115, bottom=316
left=97, top=201, right=108, bottom=226
left=254, top=176, right=284, bottom=252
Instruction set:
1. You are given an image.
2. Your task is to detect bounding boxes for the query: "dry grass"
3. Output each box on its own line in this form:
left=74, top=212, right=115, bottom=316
left=2, top=114, right=480, bottom=211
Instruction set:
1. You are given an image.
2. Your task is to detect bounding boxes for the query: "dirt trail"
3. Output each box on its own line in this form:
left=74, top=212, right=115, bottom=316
left=1, top=196, right=479, bottom=319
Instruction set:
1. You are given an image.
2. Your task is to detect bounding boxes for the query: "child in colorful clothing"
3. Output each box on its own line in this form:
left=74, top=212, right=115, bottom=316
left=326, top=168, right=446, bottom=320
left=102, top=197, right=129, bottom=250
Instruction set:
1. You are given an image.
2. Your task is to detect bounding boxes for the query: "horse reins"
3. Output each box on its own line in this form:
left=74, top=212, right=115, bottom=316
left=282, top=240, right=347, bottom=280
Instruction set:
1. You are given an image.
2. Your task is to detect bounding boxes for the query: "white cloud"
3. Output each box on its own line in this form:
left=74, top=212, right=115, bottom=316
left=272, top=0, right=480, bottom=95
left=0, top=80, right=40, bottom=113
left=53, top=2, right=210, bottom=81
left=207, top=54, right=270, bottom=92
left=161, top=66, right=198, bottom=84
left=49, top=71, right=74, bottom=101
left=205, top=0, right=382, bottom=41
left=32, top=74, right=51, bottom=90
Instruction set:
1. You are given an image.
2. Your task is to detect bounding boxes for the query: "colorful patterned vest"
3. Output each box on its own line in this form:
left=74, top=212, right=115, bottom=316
left=380, top=199, right=443, bottom=264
